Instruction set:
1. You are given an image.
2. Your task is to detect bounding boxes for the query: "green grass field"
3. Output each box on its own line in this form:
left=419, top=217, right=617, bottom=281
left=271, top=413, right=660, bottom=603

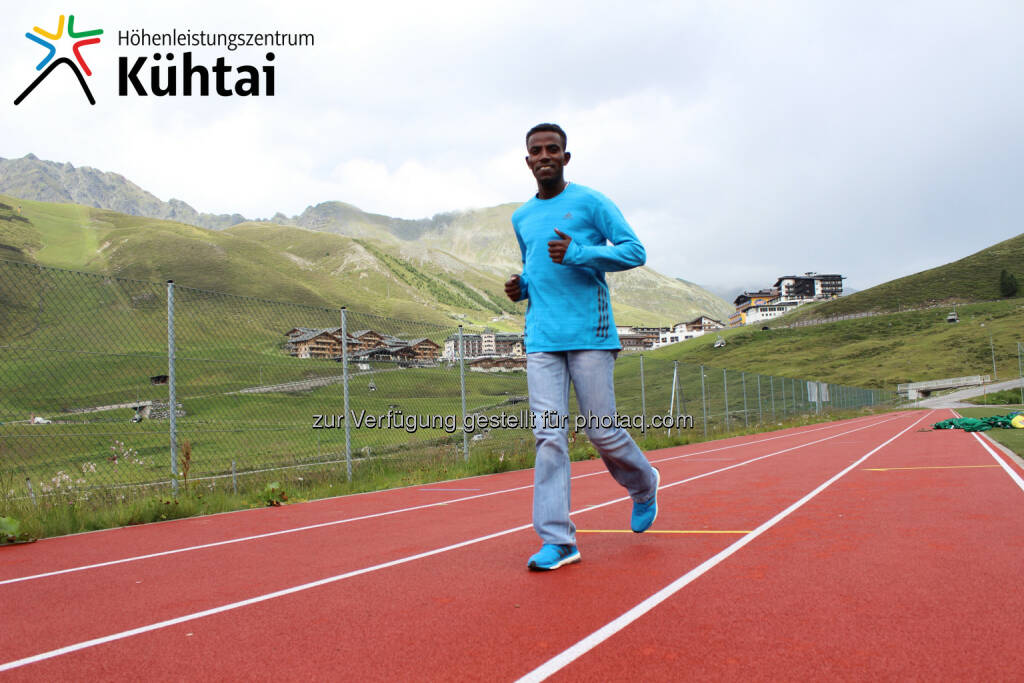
left=781, top=231, right=1024, bottom=322
left=23, top=195, right=1024, bottom=538
left=1, top=255, right=898, bottom=503
left=650, top=299, right=1024, bottom=389
left=966, top=388, right=1024, bottom=406
left=0, top=258, right=893, bottom=540
left=955, top=406, right=1024, bottom=457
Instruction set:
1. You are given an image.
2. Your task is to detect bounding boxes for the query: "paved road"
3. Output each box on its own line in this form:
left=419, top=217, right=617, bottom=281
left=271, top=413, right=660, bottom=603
left=916, top=377, right=1024, bottom=408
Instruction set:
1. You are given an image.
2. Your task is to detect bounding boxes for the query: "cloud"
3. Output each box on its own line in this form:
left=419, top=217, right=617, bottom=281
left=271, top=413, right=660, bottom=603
left=2, top=0, right=1023, bottom=294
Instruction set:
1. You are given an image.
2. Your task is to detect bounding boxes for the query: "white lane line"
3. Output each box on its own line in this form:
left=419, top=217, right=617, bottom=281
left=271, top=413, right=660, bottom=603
left=0, top=523, right=535, bottom=674
left=645, top=414, right=878, bottom=467
left=0, top=414, right=888, bottom=586
left=0, top=485, right=534, bottom=587
left=516, top=411, right=933, bottom=683
left=575, top=414, right=904, bottom=515
left=949, top=408, right=1024, bottom=493
left=970, top=433, right=1024, bottom=493
left=0, top=414, right=911, bottom=673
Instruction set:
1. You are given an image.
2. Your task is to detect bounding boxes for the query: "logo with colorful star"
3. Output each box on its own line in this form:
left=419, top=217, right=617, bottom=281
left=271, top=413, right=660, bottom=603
left=14, top=14, right=103, bottom=105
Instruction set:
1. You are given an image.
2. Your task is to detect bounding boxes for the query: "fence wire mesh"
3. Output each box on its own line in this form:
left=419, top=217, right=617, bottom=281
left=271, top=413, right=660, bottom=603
left=1, top=259, right=899, bottom=515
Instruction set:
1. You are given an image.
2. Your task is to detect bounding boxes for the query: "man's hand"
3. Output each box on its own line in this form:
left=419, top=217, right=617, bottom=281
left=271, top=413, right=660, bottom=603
left=548, top=229, right=572, bottom=264
left=504, top=274, right=522, bottom=302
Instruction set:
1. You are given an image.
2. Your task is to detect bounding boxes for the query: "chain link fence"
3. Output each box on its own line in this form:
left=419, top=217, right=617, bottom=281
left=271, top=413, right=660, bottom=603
left=1, top=259, right=898, bottom=515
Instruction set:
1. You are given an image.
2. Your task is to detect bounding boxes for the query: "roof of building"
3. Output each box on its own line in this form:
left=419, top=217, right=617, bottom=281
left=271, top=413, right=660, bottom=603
left=350, top=329, right=399, bottom=340
left=406, top=338, right=440, bottom=347
left=733, top=290, right=777, bottom=305
left=685, top=315, right=724, bottom=326
left=289, top=328, right=341, bottom=343
left=774, top=273, right=844, bottom=283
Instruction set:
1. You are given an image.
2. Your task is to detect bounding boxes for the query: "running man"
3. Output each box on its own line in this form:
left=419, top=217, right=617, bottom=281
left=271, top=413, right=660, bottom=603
left=505, top=123, right=660, bottom=571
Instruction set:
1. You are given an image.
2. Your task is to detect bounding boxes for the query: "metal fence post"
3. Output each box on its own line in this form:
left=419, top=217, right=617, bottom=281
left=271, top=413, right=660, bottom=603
left=757, top=374, right=763, bottom=423
left=668, top=361, right=678, bottom=436
left=700, top=365, right=708, bottom=438
left=990, top=334, right=997, bottom=380
left=341, top=307, right=352, bottom=481
left=458, top=325, right=468, bottom=461
left=723, top=369, right=730, bottom=431
left=677, top=363, right=686, bottom=417
left=780, top=377, right=786, bottom=417
left=639, top=354, right=647, bottom=434
left=1018, top=342, right=1023, bottom=405
left=770, top=376, right=776, bottom=421
left=742, top=371, right=748, bottom=427
left=167, top=280, right=178, bottom=495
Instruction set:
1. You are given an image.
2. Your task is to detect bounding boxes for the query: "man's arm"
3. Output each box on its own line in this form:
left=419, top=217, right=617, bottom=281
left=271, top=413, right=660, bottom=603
left=507, top=225, right=530, bottom=302
left=560, top=196, right=645, bottom=272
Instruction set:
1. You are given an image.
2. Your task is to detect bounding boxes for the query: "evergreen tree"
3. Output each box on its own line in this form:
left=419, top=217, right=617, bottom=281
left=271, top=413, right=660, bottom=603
left=999, top=269, right=1018, bottom=297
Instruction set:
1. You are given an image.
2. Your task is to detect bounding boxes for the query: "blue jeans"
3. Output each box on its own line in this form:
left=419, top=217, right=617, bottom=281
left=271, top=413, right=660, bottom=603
left=527, top=350, right=657, bottom=545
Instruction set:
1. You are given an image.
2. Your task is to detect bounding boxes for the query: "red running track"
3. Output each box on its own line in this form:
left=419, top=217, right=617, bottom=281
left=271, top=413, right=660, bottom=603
left=2, top=409, right=1023, bottom=680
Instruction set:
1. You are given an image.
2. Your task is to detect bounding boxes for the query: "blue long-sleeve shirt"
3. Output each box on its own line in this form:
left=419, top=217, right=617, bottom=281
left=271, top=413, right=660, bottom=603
left=512, top=183, right=645, bottom=352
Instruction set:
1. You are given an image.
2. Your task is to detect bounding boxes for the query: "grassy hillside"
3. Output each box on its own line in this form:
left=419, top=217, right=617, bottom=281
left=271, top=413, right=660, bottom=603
left=5, top=193, right=1020, bottom=396
left=0, top=154, right=735, bottom=324
left=410, top=203, right=735, bottom=323
left=0, top=194, right=515, bottom=327
left=652, top=299, right=1024, bottom=388
left=783, top=232, right=1024, bottom=322
left=0, top=201, right=38, bottom=261
left=0, top=245, right=889, bottom=519
left=0, top=193, right=730, bottom=329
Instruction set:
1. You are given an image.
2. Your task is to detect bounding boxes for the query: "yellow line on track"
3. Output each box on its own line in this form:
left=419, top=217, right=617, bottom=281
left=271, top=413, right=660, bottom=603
left=863, top=465, right=1000, bottom=472
left=576, top=529, right=751, bottom=534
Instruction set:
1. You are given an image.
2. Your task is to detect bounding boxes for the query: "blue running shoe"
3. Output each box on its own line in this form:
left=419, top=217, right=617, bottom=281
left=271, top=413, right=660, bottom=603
left=527, top=544, right=581, bottom=571
left=631, top=467, right=660, bottom=533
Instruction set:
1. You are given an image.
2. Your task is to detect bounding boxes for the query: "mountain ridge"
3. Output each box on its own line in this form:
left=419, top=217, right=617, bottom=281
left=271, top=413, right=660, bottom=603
left=0, top=154, right=734, bottom=324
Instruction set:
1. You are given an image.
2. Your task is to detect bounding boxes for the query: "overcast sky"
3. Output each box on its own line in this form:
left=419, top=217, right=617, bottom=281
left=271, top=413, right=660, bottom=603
left=3, top=0, right=1022, bottom=296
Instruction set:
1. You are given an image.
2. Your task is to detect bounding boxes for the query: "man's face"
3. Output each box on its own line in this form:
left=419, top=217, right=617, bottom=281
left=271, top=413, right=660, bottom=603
left=525, top=131, right=570, bottom=184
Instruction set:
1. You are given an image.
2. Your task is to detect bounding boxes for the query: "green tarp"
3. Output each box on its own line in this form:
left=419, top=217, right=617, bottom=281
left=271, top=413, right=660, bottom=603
left=932, top=414, right=1018, bottom=432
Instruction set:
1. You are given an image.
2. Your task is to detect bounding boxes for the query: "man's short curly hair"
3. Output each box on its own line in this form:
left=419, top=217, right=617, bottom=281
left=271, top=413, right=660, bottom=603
left=526, top=123, right=567, bottom=150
